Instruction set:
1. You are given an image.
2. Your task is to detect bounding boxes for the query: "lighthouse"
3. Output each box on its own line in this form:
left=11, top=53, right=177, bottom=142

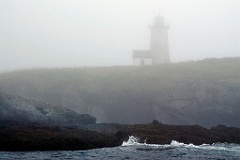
left=150, top=15, right=170, bottom=64
left=132, top=15, right=170, bottom=66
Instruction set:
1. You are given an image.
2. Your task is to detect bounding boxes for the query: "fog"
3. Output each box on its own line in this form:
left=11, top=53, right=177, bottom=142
left=0, top=0, right=240, bottom=73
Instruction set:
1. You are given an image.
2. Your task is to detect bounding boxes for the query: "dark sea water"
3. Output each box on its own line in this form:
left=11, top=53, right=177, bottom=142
left=1, top=136, right=240, bottom=160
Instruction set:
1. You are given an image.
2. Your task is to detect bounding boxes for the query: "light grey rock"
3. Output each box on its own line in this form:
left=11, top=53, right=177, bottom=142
left=0, top=92, right=96, bottom=126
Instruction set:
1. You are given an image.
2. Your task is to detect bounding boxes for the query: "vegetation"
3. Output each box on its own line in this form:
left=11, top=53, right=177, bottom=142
left=1, top=57, right=240, bottom=91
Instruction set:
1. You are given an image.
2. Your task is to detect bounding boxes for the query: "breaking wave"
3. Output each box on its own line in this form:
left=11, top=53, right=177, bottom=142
left=122, top=135, right=240, bottom=153
left=122, top=136, right=143, bottom=146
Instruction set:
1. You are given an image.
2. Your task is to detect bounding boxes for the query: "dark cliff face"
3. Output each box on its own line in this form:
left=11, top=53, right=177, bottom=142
left=0, top=92, right=96, bottom=126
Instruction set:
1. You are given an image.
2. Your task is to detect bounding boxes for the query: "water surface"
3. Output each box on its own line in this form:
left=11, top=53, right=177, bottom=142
left=1, top=136, right=240, bottom=160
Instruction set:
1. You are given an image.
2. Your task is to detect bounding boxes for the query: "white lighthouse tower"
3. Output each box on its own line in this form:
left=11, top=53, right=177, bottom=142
left=150, top=15, right=170, bottom=64
left=132, top=15, right=170, bottom=66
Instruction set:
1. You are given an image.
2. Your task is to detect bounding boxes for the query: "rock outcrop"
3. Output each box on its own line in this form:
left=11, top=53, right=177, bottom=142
left=0, top=92, right=96, bottom=126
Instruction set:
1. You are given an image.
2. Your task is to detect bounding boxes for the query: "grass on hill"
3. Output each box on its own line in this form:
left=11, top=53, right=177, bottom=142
left=0, top=57, right=240, bottom=94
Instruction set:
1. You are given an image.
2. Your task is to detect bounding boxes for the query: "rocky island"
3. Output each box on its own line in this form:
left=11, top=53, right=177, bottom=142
left=1, top=92, right=240, bottom=151
left=1, top=58, right=240, bottom=128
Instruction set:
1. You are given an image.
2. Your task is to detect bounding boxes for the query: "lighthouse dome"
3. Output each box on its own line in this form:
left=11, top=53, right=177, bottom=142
left=154, top=15, right=164, bottom=25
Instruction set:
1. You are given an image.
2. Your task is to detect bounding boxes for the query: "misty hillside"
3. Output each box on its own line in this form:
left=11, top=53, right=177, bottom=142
left=0, top=92, right=96, bottom=126
left=0, top=57, right=240, bottom=127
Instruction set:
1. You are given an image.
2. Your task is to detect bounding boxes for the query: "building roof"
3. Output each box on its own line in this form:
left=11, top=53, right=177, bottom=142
left=132, top=50, right=152, bottom=58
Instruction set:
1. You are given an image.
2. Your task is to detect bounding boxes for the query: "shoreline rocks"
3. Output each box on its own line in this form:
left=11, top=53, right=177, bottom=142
left=0, top=121, right=122, bottom=151
left=1, top=92, right=240, bottom=151
left=1, top=121, right=240, bottom=151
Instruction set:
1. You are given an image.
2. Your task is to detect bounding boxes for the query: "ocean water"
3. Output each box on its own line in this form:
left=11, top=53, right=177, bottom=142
left=1, top=136, right=240, bottom=160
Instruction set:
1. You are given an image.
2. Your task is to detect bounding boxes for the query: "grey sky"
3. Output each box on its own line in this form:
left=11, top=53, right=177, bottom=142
left=0, top=0, right=240, bottom=72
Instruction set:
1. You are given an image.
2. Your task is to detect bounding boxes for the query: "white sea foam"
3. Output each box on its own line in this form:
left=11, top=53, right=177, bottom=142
left=122, top=136, right=170, bottom=148
left=122, top=136, right=142, bottom=146
left=170, top=140, right=240, bottom=152
left=121, top=136, right=240, bottom=153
